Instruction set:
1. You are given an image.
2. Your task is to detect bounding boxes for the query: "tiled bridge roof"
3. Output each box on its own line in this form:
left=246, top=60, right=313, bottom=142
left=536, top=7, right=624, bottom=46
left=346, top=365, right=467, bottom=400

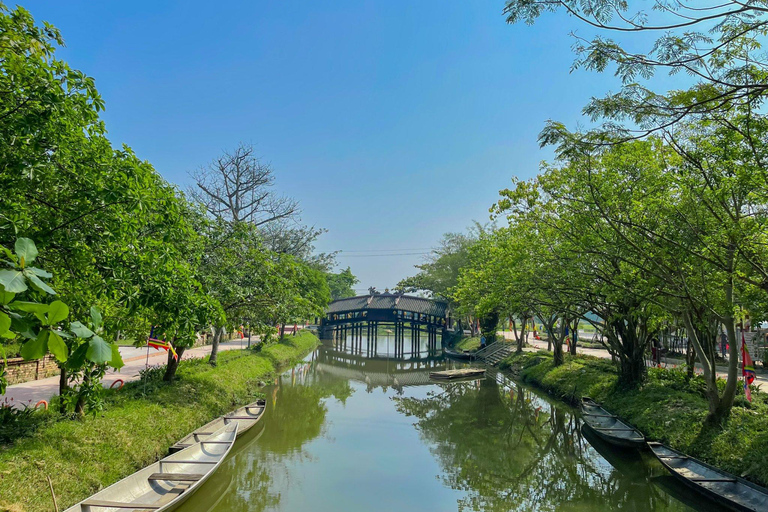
left=326, top=293, right=448, bottom=318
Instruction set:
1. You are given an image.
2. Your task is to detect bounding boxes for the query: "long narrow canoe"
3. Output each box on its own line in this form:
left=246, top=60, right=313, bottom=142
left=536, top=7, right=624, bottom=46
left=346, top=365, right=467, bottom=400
left=429, top=368, right=486, bottom=380
left=649, top=442, right=768, bottom=512
left=64, top=423, right=237, bottom=512
left=169, top=399, right=265, bottom=454
left=443, top=347, right=474, bottom=360
left=580, top=397, right=645, bottom=449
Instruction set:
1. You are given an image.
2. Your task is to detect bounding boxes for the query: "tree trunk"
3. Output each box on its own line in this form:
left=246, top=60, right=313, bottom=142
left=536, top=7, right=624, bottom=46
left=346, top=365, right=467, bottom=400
left=569, top=319, right=578, bottom=355
left=58, top=365, right=68, bottom=413
left=618, top=354, right=646, bottom=388
left=75, top=372, right=88, bottom=416
left=209, top=326, right=225, bottom=367
left=714, top=314, right=740, bottom=424
left=686, top=338, right=696, bottom=380
left=551, top=320, right=565, bottom=366
left=516, top=316, right=527, bottom=353
left=163, top=346, right=186, bottom=382
left=479, top=311, right=499, bottom=344
left=683, top=311, right=738, bottom=425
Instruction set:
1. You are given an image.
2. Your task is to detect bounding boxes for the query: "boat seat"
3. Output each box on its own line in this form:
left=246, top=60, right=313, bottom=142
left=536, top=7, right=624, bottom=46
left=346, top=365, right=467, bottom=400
left=690, top=478, right=738, bottom=483
left=224, top=416, right=258, bottom=420
left=147, top=473, right=204, bottom=482
left=81, top=500, right=162, bottom=510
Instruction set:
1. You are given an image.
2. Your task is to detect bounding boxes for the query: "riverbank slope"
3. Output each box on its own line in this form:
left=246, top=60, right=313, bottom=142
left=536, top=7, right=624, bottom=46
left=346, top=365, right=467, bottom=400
left=499, top=350, right=768, bottom=488
left=0, top=332, right=320, bottom=512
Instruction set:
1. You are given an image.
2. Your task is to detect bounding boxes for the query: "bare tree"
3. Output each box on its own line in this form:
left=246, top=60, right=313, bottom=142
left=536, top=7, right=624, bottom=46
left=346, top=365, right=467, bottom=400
left=190, top=143, right=299, bottom=225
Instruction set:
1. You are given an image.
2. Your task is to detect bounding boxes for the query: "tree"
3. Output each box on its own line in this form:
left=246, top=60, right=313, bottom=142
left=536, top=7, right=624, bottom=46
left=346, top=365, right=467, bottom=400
left=503, top=0, right=768, bottom=138
left=0, top=4, right=215, bottom=386
left=190, top=143, right=298, bottom=225
left=326, top=267, right=358, bottom=301
left=0, top=239, right=123, bottom=406
left=397, top=226, right=486, bottom=303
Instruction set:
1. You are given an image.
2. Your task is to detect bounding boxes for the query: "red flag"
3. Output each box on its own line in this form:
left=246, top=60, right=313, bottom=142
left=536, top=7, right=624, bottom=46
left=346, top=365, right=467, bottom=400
left=148, top=337, right=178, bottom=361
left=742, top=331, right=756, bottom=402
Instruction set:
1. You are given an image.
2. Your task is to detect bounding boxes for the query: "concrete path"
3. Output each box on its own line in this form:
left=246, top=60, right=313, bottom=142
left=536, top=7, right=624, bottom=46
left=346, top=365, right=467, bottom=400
left=506, top=333, right=768, bottom=392
left=2, top=338, right=254, bottom=408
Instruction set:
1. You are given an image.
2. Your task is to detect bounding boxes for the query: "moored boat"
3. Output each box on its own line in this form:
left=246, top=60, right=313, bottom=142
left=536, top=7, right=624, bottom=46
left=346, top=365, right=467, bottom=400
left=169, top=399, right=265, bottom=454
left=649, top=442, right=768, bottom=512
left=443, top=347, right=474, bottom=360
left=64, top=423, right=237, bottom=512
left=429, top=368, right=486, bottom=380
left=580, top=397, right=645, bottom=449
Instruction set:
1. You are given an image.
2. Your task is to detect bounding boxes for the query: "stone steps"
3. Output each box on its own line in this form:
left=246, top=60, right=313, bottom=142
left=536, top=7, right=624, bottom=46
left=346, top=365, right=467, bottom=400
left=476, top=343, right=515, bottom=367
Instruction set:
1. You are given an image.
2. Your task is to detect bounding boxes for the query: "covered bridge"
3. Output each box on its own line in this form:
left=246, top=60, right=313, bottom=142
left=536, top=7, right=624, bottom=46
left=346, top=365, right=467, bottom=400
left=319, top=292, right=451, bottom=347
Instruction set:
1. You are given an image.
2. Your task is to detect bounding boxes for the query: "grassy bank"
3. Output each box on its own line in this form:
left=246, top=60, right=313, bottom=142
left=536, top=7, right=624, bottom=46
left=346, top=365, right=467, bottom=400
left=499, top=350, right=768, bottom=487
left=453, top=336, right=481, bottom=352
left=0, top=331, right=320, bottom=512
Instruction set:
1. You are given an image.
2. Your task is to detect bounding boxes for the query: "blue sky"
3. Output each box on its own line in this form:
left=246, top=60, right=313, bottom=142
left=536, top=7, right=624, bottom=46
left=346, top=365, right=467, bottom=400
left=24, top=1, right=624, bottom=290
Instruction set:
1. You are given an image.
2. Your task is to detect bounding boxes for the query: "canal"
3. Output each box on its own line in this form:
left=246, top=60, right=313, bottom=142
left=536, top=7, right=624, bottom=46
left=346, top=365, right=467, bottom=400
left=178, top=335, right=726, bottom=512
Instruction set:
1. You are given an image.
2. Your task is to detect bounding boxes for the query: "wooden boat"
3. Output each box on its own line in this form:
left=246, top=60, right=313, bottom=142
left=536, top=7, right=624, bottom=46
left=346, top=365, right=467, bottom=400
left=64, top=423, right=237, bottom=512
left=429, top=368, right=486, bottom=380
left=169, top=399, right=265, bottom=454
left=580, top=397, right=645, bottom=449
left=649, top=442, right=768, bottom=512
left=443, top=347, right=474, bottom=360
left=580, top=424, right=645, bottom=479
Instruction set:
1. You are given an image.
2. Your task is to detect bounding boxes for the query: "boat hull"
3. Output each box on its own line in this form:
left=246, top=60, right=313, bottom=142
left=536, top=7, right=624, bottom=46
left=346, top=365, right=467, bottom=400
left=429, top=368, right=486, bottom=380
left=580, top=397, right=645, bottom=449
left=649, top=442, right=768, bottom=512
left=170, top=399, right=265, bottom=454
left=443, top=349, right=473, bottom=360
left=64, top=424, right=237, bottom=512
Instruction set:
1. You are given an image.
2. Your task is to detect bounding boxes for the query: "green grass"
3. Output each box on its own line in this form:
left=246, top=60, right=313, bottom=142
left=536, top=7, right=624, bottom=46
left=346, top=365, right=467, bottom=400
left=0, top=331, right=320, bottom=512
left=453, top=336, right=481, bottom=352
left=499, top=350, right=768, bottom=487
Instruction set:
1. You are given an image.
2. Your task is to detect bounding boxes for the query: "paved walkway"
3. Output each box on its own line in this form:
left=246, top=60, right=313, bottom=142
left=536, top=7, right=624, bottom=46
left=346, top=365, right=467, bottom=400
left=500, top=331, right=768, bottom=391
left=2, top=339, right=253, bottom=408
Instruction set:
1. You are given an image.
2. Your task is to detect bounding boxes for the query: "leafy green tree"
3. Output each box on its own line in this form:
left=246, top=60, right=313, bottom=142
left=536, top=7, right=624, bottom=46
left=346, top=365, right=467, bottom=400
left=326, top=267, right=358, bottom=301
left=397, top=226, right=485, bottom=303
left=503, top=0, right=768, bottom=138
left=0, top=239, right=122, bottom=400
left=0, top=4, right=215, bottom=385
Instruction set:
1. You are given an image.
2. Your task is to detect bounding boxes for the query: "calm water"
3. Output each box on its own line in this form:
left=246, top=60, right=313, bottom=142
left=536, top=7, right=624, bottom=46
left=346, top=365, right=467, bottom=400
left=177, top=337, right=726, bottom=512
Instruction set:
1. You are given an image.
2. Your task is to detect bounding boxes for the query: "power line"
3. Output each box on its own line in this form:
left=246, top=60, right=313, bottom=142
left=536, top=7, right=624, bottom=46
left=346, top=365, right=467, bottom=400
left=337, top=252, right=429, bottom=258
left=338, top=248, right=433, bottom=253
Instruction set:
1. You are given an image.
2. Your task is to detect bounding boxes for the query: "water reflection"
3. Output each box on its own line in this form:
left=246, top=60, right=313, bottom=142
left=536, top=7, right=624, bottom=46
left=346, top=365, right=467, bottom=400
left=176, top=344, right=716, bottom=512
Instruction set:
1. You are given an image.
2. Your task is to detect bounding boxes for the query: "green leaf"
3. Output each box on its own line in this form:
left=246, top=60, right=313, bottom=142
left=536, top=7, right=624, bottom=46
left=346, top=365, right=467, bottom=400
left=0, top=290, right=15, bottom=305
left=110, top=343, right=124, bottom=370
left=86, top=335, right=112, bottom=363
left=15, top=238, right=38, bottom=265
left=10, top=301, right=50, bottom=323
left=25, top=267, right=52, bottom=278
left=90, top=306, right=102, bottom=329
left=70, top=321, right=94, bottom=338
left=27, top=273, right=56, bottom=295
left=0, top=270, right=27, bottom=293
left=9, top=301, right=50, bottom=314
left=20, top=331, right=49, bottom=360
left=0, top=312, right=10, bottom=336
left=47, top=330, right=68, bottom=362
left=47, top=300, right=69, bottom=325
left=68, top=343, right=88, bottom=369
